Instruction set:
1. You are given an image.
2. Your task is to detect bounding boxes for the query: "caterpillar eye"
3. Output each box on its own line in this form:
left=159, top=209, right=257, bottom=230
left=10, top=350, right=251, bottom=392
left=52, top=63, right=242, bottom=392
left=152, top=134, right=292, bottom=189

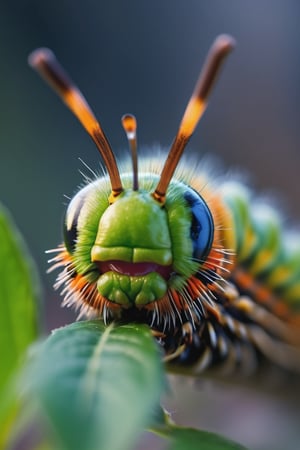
left=63, top=214, right=78, bottom=254
left=63, top=193, right=86, bottom=254
left=184, top=188, right=214, bottom=262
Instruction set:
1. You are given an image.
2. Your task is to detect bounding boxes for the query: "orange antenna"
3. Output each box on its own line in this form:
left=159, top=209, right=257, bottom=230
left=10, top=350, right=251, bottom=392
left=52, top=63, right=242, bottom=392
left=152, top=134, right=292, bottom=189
left=153, top=34, right=235, bottom=203
left=121, top=114, right=138, bottom=190
left=28, top=48, right=123, bottom=198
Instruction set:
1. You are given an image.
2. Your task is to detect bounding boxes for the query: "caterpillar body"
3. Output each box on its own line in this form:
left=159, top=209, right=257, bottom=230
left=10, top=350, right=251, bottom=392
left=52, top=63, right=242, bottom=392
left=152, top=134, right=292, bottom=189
left=29, top=35, right=300, bottom=376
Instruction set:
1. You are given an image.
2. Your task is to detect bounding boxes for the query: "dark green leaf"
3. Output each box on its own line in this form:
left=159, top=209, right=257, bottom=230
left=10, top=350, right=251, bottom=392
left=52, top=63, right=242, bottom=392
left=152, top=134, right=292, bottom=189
left=152, top=425, right=247, bottom=450
left=167, top=427, right=247, bottom=450
left=0, top=204, right=39, bottom=447
left=24, top=320, right=165, bottom=450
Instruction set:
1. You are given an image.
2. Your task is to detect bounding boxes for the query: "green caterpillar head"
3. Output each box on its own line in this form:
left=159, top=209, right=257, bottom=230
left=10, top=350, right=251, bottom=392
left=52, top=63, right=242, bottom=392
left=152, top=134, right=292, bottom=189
left=29, top=35, right=235, bottom=325
left=63, top=171, right=214, bottom=310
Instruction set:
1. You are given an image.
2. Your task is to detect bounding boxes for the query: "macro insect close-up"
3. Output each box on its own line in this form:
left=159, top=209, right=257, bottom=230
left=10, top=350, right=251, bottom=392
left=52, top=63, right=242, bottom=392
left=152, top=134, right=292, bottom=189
left=1, top=5, right=300, bottom=449
left=28, top=34, right=300, bottom=377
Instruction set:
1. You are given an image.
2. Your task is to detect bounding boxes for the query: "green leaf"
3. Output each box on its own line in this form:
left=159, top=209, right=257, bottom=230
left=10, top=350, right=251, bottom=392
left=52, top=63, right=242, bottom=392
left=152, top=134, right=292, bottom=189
left=152, top=425, right=247, bottom=450
left=167, top=427, right=247, bottom=450
left=150, top=410, right=247, bottom=450
left=24, top=320, right=165, bottom=450
left=0, top=204, right=39, bottom=447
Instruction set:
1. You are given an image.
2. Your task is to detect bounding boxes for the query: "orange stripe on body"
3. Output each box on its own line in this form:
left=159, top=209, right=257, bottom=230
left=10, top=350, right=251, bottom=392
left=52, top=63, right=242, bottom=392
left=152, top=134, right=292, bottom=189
left=232, top=267, right=294, bottom=321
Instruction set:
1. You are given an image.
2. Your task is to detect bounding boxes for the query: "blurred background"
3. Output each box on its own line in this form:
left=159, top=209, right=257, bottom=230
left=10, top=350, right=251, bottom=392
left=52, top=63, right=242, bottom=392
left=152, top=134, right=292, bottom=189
left=1, top=1, right=300, bottom=449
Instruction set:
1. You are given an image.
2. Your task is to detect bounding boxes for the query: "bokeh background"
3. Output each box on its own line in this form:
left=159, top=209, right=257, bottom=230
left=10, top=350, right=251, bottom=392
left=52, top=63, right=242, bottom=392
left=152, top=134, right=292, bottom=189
left=1, top=1, right=300, bottom=449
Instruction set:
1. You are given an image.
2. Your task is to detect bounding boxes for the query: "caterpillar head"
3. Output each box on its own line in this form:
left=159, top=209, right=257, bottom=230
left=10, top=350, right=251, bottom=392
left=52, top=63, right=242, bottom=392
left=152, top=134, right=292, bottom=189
left=29, top=35, right=235, bottom=328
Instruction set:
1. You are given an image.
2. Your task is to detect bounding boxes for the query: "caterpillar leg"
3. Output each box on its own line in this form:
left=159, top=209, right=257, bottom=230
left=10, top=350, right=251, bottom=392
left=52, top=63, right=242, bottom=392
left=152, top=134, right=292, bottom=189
left=162, top=319, right=258, bottom=376
left=163, top=322, right=194, bottom=363
left=161, top=282, right=300, bottom=376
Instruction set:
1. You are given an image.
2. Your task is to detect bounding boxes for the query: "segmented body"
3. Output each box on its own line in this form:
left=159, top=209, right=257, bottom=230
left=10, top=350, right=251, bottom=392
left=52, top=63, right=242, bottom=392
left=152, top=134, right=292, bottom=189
left=164, top=177, right=300, bottom=375
left=49, top=160, right=300, bottom=376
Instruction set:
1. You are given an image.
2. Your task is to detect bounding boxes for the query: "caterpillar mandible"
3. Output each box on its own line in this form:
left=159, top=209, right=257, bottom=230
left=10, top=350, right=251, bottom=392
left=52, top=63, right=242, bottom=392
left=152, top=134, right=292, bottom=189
left=29, top=35, right=300, bottom=376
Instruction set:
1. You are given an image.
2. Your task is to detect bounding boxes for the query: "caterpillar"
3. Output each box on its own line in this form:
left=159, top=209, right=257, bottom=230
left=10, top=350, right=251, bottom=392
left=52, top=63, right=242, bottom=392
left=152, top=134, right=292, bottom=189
left=29, top=35, right=300, bottom=376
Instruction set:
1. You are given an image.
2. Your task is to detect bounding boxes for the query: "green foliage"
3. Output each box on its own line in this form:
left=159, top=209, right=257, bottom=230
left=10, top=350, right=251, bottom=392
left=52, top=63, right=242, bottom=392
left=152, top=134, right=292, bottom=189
left=24, top=321, right=165, bottom=450
left=0, top=205, right=246, bottom=450
left=0, top=205, right=39, bottom=448
left=153, top=425, right=247, bottom=450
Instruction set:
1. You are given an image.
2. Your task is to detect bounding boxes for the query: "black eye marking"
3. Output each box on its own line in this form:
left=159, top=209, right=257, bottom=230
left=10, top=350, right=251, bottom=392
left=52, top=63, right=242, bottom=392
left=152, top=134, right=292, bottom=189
left=63, top=195, right=85, bottom=254
left=63, top=217, right=78, bottom=254
left=184, top=188, right=214, bottom=262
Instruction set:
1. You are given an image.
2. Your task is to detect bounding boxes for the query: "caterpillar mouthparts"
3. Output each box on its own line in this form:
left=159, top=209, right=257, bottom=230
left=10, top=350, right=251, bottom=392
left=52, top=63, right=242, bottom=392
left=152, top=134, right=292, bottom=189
left=97, top=260, right=173, bottom=280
